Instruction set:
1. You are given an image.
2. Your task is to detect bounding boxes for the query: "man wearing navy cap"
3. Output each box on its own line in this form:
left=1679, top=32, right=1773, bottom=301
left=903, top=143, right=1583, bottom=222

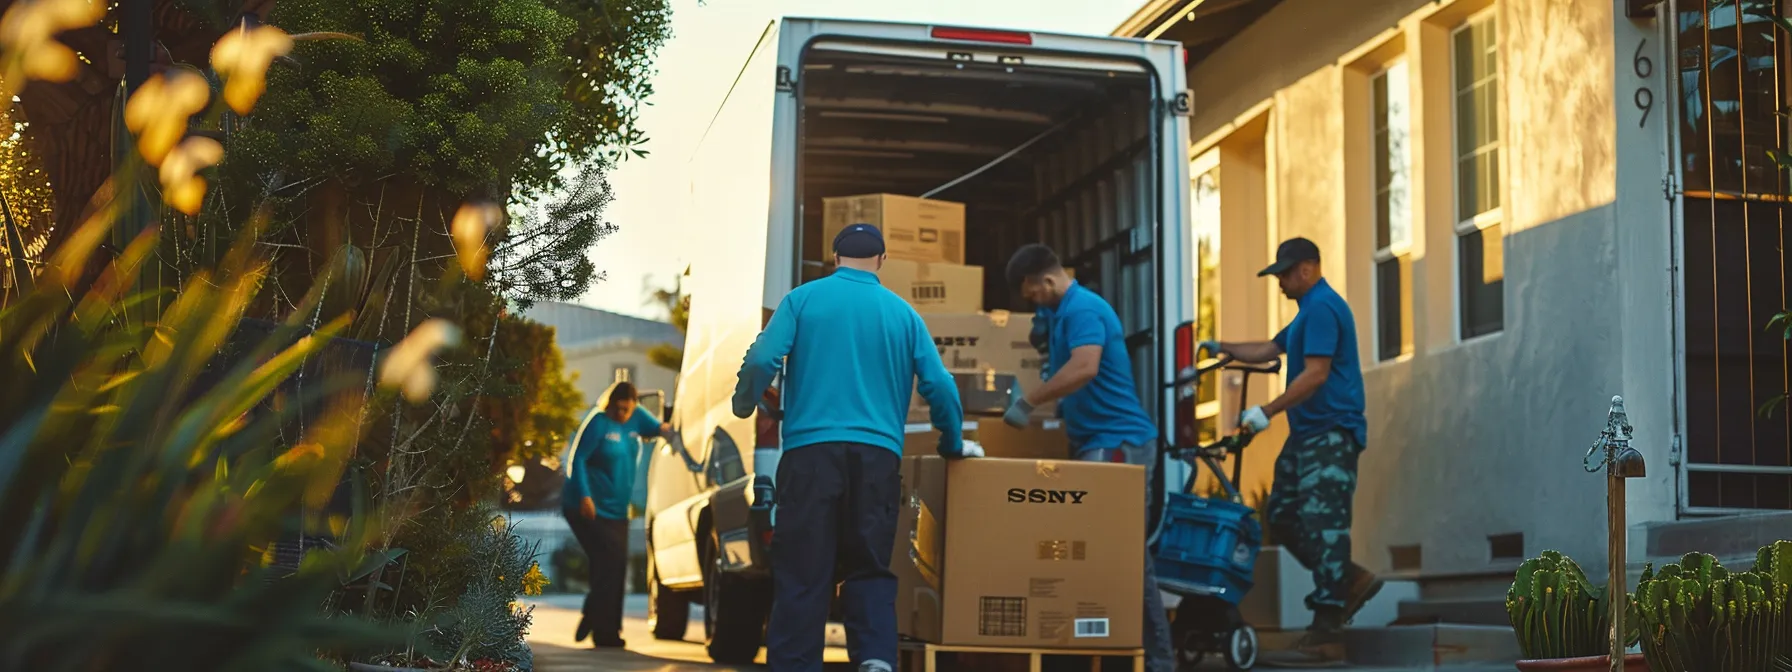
left=1202, top=237, right=1381, bottom=667
left=734, top=223, right=978, bottom=672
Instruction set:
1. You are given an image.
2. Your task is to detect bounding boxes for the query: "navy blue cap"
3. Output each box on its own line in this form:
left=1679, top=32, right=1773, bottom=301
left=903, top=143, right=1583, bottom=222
left=1258, top=237, right=1321, bottom=276
left=833, top=223, right=886, bottom=259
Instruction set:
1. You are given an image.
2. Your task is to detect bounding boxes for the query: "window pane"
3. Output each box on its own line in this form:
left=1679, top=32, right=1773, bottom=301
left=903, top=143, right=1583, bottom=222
left=1384, top=61, right=1411, bottom=250
left=1458, top=155, right=1479, bottom=222
left=1459, top=223, right=1505, bottom=339
left=1376, top=257, right=1404, bottom=360
left=1192, top=166, right=1221, bottom=406
left=1481, top=146, right=1502, bottom=212
left=1454, top=27, right=1475, bottom=89
left=1456, top=88, right=1477, bottom=154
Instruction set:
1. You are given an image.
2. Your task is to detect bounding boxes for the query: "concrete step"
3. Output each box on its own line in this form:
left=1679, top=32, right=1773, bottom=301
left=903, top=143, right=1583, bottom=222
left=1342, top=624, right=1520, bottom=667
left=1393, top=597, right=1509, bottom=626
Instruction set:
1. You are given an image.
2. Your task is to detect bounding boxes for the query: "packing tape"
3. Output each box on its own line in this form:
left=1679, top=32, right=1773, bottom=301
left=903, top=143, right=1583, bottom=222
left=1035, top=460, right=1061, bottom=479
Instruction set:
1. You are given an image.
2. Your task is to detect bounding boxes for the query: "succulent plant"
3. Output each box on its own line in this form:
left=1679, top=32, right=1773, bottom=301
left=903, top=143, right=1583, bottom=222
left=1631, top=551, right=1787, bottom=672
left=1508, top=550, right=1631, bottom=659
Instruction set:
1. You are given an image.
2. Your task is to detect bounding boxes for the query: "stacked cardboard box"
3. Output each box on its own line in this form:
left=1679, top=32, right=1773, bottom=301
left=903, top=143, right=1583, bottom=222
left=908, top=311, right=1057, bottom=421
left=893, top=456, right=1144, bottom=649
left=823, top=194, right=983, bottom=316
left=901, top=418, right=1071, bottom=460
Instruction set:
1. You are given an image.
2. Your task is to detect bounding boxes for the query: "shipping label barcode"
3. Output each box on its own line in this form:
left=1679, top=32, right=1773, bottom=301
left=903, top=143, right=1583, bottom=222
left=1073, top=618, right=1110, bottom=638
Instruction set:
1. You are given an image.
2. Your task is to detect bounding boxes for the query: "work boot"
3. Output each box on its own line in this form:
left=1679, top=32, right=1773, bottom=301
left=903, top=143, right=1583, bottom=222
left=1341, top=563, right=1385, bottom=625
left=1257, top=627, right=1346, bottom=668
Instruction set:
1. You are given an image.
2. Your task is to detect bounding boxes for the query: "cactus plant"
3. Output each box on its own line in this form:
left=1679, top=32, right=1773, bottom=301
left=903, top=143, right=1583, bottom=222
left=1508, top=551, right=1632, bottom=659
left=1631, top=551, right=1787, bottom=672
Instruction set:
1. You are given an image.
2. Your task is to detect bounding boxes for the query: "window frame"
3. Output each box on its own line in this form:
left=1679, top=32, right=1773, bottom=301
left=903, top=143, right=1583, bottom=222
left=1189, top=148, right=1222, bottom=438
left=1448, top=7, right=1506, bottom=341
left=1369, top=57, right=1415, bottom=361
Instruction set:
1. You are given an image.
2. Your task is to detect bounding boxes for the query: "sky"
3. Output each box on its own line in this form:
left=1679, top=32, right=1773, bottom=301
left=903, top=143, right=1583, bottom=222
left=571, top=0, right=1143, bottom=321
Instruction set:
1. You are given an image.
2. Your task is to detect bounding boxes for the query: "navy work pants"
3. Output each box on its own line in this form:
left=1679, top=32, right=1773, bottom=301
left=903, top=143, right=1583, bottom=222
left=765, top=442, right=901, bottom=672
left=1077, top=442, right=1175, bottom=672
left=562, top=511, right=629, bottom=643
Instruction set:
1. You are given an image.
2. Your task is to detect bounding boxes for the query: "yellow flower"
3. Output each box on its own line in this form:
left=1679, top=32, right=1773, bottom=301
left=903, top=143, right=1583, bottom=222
left=124, top=69, right=211, bottom=166
left=379, top=319, right=463, bottom=403
left=210, top=23, right=292, bottom=115
left=0, top=0, right=104, bottom=97
left=451, top=201, right=501, bottom=281
left=159, top=136, right=223, bottom=215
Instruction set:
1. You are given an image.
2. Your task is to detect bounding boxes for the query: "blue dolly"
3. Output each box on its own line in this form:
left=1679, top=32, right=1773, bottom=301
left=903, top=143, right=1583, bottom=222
left=1153, top=354, right=1280, bottom=671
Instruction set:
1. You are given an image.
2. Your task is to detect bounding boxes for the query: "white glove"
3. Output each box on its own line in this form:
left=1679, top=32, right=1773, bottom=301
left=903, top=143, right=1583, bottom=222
left=959, top=440, right=985, bottom=458
left=1239, top=406, right=1270, bottom=433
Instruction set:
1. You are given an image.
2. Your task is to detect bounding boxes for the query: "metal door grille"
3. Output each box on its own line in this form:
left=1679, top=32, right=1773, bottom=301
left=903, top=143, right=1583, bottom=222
left=1672, top=0, right=1792, bottom=512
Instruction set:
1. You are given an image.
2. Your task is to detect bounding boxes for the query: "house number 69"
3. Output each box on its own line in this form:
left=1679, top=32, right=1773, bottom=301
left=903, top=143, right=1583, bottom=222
left=1635, top=38, right=1654, bottom=129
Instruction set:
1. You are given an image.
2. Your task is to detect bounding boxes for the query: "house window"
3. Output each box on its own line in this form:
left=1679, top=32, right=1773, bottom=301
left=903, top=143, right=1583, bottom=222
left=613, top=365, right=636, bottom=384
left=1371, top=59, right=1413, bottom=361
left=1452, top=10, right=1504, bottom=340
left=1191, top=158, right=1221, bottom=443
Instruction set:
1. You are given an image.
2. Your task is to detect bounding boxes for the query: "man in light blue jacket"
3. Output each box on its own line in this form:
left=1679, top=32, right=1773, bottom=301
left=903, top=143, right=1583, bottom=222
left=733, top=224, right=976, bottom=672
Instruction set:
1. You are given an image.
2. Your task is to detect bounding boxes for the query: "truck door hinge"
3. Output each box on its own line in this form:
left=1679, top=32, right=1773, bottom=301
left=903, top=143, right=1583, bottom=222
left=775, top=66, right=795, bottom=93
left=1169, top=90, right=1193, bottom=117
left=1662, top=171, right=1679, bottom=201
left=1668, top=433, right=1682, bottom=467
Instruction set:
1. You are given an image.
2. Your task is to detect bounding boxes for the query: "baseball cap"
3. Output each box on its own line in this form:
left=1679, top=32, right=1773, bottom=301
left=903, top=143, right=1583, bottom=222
left=833, top=223, right=886, bottom=259
left=1258, top=237, right=1321, bottom=277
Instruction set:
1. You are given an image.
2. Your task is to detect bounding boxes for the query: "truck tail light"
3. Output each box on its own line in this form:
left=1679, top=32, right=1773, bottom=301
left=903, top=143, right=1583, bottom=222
left=1172, top=321, right=1197, bottom=448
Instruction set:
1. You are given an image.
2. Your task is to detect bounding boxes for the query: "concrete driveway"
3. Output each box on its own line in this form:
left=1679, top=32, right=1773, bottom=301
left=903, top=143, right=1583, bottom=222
left=525, top=594, right=851, bottom=672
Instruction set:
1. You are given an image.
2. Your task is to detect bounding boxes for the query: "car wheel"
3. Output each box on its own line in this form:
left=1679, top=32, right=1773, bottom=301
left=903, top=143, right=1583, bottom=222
left=702, top=535, right=770, bottom=664
left=646, top=552, right=690, bottom=641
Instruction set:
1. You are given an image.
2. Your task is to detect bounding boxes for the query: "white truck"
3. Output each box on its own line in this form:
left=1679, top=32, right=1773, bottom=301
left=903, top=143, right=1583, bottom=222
left=642, top=17, right=1196, bottom=664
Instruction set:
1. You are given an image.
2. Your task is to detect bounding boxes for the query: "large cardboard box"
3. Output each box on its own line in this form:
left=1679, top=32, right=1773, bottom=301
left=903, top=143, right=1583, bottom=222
left=894, top=457, right=1144, bottom=649
left=880, top=260, right=983, bottom=314
left=925, top=311, right=1044, bottom=376
left=823, top=193, right=966, bottom=264
left=900, top=419, right=1069, bottom=460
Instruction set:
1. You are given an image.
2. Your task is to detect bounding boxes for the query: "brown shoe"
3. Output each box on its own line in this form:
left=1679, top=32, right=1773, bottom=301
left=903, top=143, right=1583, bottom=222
left=1340, top=563, right=1385, bottom=625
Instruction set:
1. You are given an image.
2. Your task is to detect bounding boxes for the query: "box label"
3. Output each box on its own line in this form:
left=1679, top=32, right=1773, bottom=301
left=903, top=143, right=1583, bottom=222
left=1073, top=618, right=1110, bottom=638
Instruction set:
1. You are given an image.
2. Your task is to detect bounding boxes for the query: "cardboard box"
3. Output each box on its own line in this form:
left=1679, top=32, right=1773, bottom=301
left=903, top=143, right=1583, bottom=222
left=823, top=193, right=966, bottom=264
left=975, top=418, right=1072, bottom=460
left=894, top=456, right=1144, bottom=649
left=880, top=260, right=983, bottom=314
left=901, top=419, right=1069, bottom=460
left=909, top=311, right=1057, bottom=421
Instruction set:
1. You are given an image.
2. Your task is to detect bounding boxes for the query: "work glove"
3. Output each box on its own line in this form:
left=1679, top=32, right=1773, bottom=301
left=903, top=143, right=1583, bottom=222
left=1239, top=406, right=1270, bottom=433
left=1196, top=340, right=1222, bottom=359
left=1003, top=388, right=1034, bottom=429
left=943, top=439, right=985, bottom=459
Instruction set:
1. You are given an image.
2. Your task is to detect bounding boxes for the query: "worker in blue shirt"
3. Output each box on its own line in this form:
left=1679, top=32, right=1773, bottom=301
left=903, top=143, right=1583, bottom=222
left=561, top=381, right=670, bottom=649
left=734, top=224, right=977, bottom=672
left=1203, top=237, right=1382, bottom=667
left=1000, top=243, right=1171, bottom=672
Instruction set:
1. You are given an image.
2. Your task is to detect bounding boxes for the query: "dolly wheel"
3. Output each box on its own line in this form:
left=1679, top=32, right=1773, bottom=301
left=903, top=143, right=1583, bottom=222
left=1224, top=625, right=1258, bottom=670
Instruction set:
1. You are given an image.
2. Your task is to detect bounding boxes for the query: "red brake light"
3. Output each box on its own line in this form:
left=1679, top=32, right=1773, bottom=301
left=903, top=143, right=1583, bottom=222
left=931, top=27, right=1034, bottom=45
left=1172, top=322, right=1196, bottom=447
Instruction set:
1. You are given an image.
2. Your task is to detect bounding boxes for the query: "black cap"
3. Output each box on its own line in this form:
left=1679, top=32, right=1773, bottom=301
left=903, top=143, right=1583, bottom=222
left=1258, top=237, right=1321, bottom=277
left=833, top=223, right=886, bottom=259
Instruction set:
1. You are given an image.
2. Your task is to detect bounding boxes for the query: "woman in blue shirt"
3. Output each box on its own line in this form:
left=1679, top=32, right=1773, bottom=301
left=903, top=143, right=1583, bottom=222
left=561, top=382, right=669, bottom=648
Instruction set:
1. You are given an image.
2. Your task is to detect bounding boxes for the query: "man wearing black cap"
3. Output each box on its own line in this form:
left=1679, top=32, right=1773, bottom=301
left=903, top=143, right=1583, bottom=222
left=733, top=223, right=978, bottom=672
left=1200, top=237, right=1380, bottom=667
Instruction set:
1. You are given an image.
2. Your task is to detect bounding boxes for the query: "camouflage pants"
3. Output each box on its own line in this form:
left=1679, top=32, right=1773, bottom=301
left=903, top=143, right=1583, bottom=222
left=1265, top=429, right=1362, bottom=611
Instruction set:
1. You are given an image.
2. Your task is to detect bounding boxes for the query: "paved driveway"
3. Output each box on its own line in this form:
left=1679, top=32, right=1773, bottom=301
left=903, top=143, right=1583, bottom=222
left=525, top=594, right=851, bottom=672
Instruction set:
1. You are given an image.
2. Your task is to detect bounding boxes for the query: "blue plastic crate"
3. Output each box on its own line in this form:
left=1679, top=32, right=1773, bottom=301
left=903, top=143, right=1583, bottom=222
left=1154, top=492, right=1262, bottom=605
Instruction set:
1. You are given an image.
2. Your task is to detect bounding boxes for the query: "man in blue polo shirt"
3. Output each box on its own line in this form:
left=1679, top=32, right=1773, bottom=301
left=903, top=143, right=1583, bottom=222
left=1000, top=243, right=1171, bottom=672
left=734, top=223, right=977, bottom=672
left=1204, top=237, right=1383, bottom=667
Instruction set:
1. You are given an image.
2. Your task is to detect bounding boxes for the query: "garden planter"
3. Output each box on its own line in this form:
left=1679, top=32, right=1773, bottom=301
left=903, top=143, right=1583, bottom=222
left=1514, top=653, right=1648, bottom=671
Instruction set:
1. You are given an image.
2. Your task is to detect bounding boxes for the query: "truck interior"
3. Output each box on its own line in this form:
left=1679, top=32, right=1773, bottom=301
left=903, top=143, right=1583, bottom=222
left=792, top=35, right=1168, bottom=426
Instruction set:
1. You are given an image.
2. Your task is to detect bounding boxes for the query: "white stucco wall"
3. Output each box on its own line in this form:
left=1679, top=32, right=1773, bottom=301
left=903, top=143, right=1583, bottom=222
left=562, top=345, right=679, bottom=412
left=1179, top=0, right=1677, bottom=579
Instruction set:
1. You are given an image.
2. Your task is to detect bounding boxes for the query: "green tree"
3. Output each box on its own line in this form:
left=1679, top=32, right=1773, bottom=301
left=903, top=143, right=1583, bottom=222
left=646, top=265, right=688, bottom=371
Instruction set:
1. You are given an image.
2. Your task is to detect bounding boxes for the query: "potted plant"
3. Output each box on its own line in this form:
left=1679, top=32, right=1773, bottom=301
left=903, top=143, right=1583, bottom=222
left=1631, top=551, right=1784, bottom=672
left=1507, top=551, right=1645, bottom=671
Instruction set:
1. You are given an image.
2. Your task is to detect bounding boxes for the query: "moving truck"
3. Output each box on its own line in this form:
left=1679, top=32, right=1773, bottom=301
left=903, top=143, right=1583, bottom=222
left=642, top=17, right=1194, bottom=664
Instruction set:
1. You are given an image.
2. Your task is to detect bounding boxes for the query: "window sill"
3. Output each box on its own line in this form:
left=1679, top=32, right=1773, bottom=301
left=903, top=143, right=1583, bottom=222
left=1366, top=351, right=1416, bottom=372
